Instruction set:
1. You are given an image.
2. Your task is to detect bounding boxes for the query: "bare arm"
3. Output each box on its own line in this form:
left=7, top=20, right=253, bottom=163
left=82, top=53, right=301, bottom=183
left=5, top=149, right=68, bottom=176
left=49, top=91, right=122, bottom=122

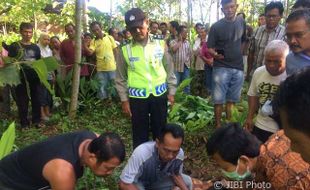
left=172, top=174, right=189, bottom=190
left=243, top=95, right=259, bottom=131
left=119, top=181, right=139, bottom=190
left=163, top=44, right=177, bottom=106
left=42, top=159, right=76, bottom=190
left=171, top=37, right=182, bottom=53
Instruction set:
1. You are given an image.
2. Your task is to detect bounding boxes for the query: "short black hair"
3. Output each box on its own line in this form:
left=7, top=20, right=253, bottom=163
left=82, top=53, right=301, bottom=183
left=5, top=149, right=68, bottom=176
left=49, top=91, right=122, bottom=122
left=273, top=68, right=310, bottom=136
left=108, top=27, right=117, bottom=35
left=195, top=22, right=203, bottom=28
left=206, top=123, right=261, bottom=165
left=150, top=21, right=159, bottom=27
left=88, top=132, right=126, bottom=163
left=90, top=21, right=102, bottom=29
left=83, top=32, right=93, bottom=38
left=122, top=29, right=129, bottom=35
left=64, top=23, right=75, bottom=30
left=158, top=124, right=184, bottom=143
left=221, top=0, right=234, bottom=6
left=50, top=36, right=60, bottom=41
left=286, top=8, right=310, bottom=28
left=160, top=22, right=167, bottom=27
left=177, top=25, right=187, bottom=34
left=293, top=0, right=310, bottom=9
left=20, top=22, right=33, bottom=31
left=259, top=13, right=265, bottom=17
left=265, top=1, right=284, bottom=16
left=169, top=21, right=179, bottom=30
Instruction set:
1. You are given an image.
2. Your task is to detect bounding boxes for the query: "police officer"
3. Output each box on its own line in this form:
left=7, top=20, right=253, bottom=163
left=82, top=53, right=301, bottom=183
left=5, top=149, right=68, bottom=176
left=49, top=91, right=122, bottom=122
left=115, top=8, right=177, bottom=149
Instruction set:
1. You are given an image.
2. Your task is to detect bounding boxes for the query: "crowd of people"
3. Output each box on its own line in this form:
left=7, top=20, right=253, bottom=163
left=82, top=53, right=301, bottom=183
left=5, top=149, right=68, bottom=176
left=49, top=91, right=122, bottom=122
left=0, top=0, right=310, bottom=189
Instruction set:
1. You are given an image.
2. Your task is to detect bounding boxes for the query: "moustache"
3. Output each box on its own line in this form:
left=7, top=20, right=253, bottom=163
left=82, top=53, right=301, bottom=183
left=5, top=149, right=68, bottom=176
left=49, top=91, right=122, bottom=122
left=290, top=44, right=301, bottom=49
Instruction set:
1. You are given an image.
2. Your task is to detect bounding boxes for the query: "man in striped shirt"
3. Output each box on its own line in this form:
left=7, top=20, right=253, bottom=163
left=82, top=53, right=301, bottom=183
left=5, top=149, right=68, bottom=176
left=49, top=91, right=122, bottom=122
left=247, top=1, right=285, bottom=80
left=170, top=25, right=192, bottom=94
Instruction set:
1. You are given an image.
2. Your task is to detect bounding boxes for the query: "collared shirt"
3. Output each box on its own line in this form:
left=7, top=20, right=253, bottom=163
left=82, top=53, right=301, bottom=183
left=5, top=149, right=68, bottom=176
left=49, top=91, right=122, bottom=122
left=169, top=39, right=192, bottom=72
left=286, top=52, right=310, bottom=75
left=89, top=34, right=117, bottom=71
left=255, top=130, right=310, bottom=189
left=248, top=25, right=285, bottom=70
left=120, top=141, right=184, bottom=187
left=115, top=34, right=177, bottom=102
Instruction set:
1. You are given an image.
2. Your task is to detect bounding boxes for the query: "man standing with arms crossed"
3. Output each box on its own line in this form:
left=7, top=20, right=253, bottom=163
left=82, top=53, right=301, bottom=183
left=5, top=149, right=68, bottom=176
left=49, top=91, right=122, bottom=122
left=115, top=8, right=177, bottom=149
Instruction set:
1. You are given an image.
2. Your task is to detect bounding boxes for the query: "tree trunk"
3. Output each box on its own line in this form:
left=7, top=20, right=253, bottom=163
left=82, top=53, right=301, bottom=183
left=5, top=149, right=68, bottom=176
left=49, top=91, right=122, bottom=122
left=69, top=0, right=83, bottom=118
left=82, top=0, right=88, bottom=32
left=216, top=0, right=220, bottom=21
left=178, top=0, right=182, bottom=22
left=109, top=0, right=113, bottom=28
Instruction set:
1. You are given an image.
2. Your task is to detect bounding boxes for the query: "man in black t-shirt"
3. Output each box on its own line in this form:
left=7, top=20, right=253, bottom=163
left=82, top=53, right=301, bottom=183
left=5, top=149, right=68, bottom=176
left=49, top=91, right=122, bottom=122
left=8, top=22, right=42, bottom=128
left=0, top=131, right=126, bottom=190
left=207, top=0, right=246, bottom=128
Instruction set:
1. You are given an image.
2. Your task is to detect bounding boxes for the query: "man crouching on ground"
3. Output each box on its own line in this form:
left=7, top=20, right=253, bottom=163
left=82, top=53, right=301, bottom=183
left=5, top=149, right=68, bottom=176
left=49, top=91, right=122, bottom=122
left=119, top=124, right=193, bottom=190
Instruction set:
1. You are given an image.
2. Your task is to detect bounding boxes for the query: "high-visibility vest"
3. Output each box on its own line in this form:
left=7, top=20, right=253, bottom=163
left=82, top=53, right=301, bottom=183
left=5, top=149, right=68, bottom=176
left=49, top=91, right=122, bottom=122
left=122, top=37, right=167, bottom=98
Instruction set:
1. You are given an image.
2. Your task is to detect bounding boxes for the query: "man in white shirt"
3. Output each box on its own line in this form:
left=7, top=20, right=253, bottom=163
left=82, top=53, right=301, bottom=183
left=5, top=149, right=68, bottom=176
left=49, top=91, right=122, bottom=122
left=244, top=40, right=288, bottom=142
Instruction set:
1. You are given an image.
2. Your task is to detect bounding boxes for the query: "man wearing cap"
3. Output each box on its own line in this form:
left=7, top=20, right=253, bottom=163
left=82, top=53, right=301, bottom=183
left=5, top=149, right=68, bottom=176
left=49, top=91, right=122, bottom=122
left=115, top=8, right=177, bottom=149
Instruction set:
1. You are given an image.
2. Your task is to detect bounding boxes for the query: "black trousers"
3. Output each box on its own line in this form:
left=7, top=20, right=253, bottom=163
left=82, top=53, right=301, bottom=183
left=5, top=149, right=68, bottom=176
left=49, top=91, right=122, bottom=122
left=130, top=93, right=168, bottom=149
left=14, top=68, right=41, bottom=127
left=252, top=126, right=274, bottom=143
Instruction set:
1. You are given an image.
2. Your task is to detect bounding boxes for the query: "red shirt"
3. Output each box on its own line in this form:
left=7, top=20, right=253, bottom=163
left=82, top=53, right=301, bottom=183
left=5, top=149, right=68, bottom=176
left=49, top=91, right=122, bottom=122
left=200, top=41, right=213, bottom=60
left=60, top=39, right=89, bottom=76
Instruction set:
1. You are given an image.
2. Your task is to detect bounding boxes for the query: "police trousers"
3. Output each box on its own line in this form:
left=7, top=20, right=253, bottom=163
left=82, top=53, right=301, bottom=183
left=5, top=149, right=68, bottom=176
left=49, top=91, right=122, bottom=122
left=129, top=93, right=168, bottom=149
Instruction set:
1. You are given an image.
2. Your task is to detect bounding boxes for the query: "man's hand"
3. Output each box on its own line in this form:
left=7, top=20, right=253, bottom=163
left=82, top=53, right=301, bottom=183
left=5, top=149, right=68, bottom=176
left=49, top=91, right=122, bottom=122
left=168, top=95, right=175, bottom=107
left=172, top=175, right=189, bottom=190
left=121, top=101, right=132, bottom=117
left=213, top=53, right=224, bottom=60
left=243, top=118, right=254, bottom=132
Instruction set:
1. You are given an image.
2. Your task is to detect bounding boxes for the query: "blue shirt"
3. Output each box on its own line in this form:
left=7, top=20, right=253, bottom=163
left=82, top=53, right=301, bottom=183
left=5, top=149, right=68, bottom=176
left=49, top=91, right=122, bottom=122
left=286, top=52, right=310, bottom=75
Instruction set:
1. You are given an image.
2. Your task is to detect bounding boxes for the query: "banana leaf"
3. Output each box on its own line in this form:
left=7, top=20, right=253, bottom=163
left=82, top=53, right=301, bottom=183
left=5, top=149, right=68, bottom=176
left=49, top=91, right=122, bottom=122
left=0, top=57, right=59, bottom=95
left=0, top=122, right=16, bottom=160
left=0, top=63, right=20, bottom=86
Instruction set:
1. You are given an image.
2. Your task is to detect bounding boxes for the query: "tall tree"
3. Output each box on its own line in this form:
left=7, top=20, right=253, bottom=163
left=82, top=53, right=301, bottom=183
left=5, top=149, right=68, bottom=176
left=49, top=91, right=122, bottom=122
left=69, top=0, right=83, bottom=118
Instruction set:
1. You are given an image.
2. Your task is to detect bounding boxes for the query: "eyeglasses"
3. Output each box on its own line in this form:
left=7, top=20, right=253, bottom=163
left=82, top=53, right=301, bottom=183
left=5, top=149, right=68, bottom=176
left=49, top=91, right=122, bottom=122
left=285, top=30, right=310, bottom=41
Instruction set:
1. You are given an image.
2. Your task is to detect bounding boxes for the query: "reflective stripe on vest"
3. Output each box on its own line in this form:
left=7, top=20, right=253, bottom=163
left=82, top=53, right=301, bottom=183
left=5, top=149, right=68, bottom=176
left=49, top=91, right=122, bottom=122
left=128, top=83, right=167, bottom=97
left=122, top=39, right=167, bottom=98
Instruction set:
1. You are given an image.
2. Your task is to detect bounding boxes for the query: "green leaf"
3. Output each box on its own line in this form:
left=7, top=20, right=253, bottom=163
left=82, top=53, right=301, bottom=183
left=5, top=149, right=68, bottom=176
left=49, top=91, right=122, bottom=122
left=186, top=112, right=196, bottom=120
left=41, top=57, right=59, bottom=71
left=0, top=63, right=21, bottom=87
left=0, top=122, right=16, bottom=160
left=31, top=59, right=53, bottom=94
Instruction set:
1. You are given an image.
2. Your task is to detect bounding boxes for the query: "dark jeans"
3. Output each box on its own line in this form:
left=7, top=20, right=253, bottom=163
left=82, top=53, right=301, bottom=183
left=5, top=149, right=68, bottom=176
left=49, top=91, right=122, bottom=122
left=252, top=126, right=274, bottom=143
left=0, top=85, right=11, bottom=113
left=14, top=68, right=41, bottom=127
left=204, top=65, right=213, bottom=93
left=129, top=93, right=168, bottom=149
left=38, top=81, right=53, bottom=108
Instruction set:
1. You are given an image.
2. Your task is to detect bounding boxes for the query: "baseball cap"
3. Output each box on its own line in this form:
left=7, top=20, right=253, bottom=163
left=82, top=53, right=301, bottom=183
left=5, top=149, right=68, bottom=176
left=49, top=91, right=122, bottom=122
left=125, top=8, right=146, bottom=29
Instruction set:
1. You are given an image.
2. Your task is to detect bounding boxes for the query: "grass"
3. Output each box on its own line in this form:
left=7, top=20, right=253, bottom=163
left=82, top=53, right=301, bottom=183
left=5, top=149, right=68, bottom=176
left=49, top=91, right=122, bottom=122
left=0, top=98, right=220, bottom=189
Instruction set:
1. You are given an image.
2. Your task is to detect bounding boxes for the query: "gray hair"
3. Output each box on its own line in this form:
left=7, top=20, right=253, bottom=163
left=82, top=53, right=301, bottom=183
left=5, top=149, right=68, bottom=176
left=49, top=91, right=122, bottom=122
left=264, top=40, right=289, bottom=57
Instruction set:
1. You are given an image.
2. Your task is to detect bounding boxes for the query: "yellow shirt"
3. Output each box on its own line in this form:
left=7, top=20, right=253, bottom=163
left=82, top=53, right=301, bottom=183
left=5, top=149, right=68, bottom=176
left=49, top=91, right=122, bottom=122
left=90, top=34, right=117, bottom=71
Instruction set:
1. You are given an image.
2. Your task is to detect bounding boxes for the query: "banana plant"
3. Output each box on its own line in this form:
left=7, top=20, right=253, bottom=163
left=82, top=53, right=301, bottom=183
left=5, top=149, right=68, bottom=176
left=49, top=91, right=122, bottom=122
left=0, top=56, right=59, bottom=95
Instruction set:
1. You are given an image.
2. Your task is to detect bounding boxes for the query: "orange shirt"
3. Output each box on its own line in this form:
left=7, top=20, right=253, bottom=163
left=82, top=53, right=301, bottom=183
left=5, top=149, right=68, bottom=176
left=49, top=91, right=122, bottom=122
left=255, top=130, right=310, bottom=189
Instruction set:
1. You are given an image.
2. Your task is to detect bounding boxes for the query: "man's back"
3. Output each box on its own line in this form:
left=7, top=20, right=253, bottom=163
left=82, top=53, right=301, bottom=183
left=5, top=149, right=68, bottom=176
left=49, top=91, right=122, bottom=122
left=0, top=131, right=96, bottom=190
